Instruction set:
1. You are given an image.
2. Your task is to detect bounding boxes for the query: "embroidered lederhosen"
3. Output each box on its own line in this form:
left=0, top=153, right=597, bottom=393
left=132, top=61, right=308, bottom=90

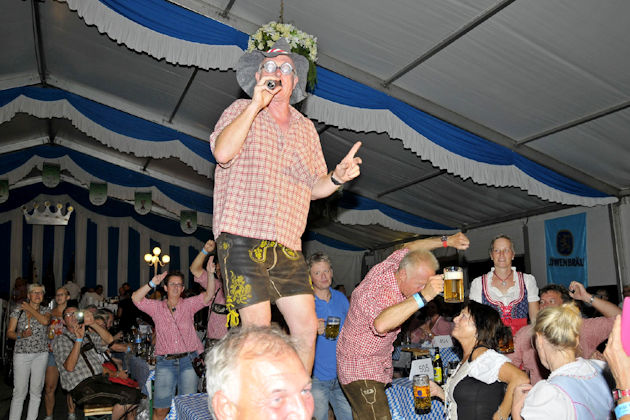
left=481, top=271, right=529, bottom=335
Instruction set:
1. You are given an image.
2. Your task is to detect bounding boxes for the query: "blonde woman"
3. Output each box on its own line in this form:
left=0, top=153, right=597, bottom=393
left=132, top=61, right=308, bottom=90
left=7, top=283, right=51, bottom=420
left=512, top=303, right=613, bottom=420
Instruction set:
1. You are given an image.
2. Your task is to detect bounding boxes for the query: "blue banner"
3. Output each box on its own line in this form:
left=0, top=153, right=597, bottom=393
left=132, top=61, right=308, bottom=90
left=545, top=213, right=587, bottom=287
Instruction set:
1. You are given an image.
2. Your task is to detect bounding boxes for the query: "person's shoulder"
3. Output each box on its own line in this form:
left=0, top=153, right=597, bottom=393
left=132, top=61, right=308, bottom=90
left=331, top=288, right=349, bottom=303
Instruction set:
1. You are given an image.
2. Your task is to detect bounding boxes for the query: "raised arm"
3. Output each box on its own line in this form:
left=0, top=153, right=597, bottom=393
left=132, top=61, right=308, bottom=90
left=213, top=76, right=278, bottom=164
left=21, top=301, right=51, bottom=326
left=404, top=232, right=470, bottom=253
left=190, top=240, right=215, bottom=278
left=132, top=272, right=167, bottom=303
left=373, top=274, right=444, bottom=334
left=569, top=281, right=621, bottom=318
left=84, top=311, right=113, bottom=345
left=312, top=141, right=362, bottom=200
left=63, top=324, right=86, bottom=372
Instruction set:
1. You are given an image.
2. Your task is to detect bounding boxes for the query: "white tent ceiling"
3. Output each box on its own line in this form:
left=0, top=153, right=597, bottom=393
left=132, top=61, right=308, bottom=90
left=1, top=0, right=628, bottom=250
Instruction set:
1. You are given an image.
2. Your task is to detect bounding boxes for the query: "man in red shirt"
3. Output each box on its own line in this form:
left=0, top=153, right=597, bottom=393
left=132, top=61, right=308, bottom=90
left=336, top=233, right=470, bottom=419
left=210, top=38, right=362, bottom=374
left=509, top=281, right=621, bottom=384
left=133, top=272, right=213, bottom=420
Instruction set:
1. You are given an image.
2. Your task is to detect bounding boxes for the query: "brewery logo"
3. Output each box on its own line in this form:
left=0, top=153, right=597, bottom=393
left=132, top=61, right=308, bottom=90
left=556, top=230, right=573, bottom=256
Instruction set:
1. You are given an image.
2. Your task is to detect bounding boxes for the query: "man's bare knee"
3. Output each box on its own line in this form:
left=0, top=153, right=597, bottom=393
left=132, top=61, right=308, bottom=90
left=153, top=406, right=170, bottom=420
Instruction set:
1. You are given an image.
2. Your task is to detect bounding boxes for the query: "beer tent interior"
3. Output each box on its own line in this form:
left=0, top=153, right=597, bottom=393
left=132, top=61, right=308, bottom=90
left=1, top=0, right=629, bottom=297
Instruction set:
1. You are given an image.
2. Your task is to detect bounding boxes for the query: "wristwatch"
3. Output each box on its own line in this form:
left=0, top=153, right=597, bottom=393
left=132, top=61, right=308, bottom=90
left=440, top=235, right=448, bottom=248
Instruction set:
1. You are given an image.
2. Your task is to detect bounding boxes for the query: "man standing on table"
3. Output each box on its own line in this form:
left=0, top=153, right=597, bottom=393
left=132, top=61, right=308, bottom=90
left=336, top=233, right=470, bottom=419
left=210, top=37, right=362, bottom=374
left=133, top=271, right=214, bottom=420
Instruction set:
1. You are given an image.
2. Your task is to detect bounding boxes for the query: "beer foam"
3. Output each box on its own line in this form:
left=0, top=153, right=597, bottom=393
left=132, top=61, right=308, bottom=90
left=444, top=271, right=463, bottom=280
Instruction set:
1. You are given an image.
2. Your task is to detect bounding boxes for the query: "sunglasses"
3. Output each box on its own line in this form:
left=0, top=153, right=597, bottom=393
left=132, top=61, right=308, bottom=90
left=259, top=60, right=295, bottom=75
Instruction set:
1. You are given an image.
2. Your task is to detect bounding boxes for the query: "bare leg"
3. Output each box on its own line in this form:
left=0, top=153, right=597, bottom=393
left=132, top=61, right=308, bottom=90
left=153, top=407, right=169, bottom=420
left=44, top=365, right=59, bottom=416
left=238, top=300, right=272, bottom=327
left=276, top=294, right=318, bottom=375
left=67, top=393, right=75, bottom=415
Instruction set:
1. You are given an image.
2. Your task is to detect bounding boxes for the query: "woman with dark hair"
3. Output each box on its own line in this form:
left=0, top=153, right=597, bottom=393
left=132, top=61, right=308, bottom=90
left=430, top=301, right=529, bottom=420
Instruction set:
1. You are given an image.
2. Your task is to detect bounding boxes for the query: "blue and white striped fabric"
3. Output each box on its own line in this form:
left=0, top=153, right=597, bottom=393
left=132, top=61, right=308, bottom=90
left=167, top=393, right=211, bottom=420
left=387, top=378, right=446, bottom=420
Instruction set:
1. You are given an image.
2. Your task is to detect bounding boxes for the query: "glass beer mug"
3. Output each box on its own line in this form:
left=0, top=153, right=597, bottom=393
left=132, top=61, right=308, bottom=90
left=443, top=266, right=464, bottom=303
left=325, top=316, right=341, bottom=340
left=413, top=374, right=432, bottom=415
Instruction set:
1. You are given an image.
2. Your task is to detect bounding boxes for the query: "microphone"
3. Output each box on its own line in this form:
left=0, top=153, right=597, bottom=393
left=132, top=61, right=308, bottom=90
left=266, top=79, right=281, bottom=90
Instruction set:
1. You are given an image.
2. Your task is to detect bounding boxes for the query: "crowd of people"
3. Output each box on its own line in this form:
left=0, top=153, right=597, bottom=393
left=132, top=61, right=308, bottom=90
left=5, top=35, right=630, bottom=420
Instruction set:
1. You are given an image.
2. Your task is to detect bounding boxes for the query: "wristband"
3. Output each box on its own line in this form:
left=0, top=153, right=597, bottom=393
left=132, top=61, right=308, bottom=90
left=614, top=389, right=630, bottom=401
left=413, top=293, right=426, bottom=309
left=588, top=294, right=596, bottom=305
left=126, top=345, right=131, bottom=353
left=440, top=235, right=448, bottom=248
left=615, top=402, right=630, bottom=418
left=148, top=280, right=156, bottom=289
left=330, top=173, right=343, bottom=186
left=201, top=249, right=209, bottom=256
left=75, top=338, right=83, bottom=343
left=16, top=335, right=21, bottom=340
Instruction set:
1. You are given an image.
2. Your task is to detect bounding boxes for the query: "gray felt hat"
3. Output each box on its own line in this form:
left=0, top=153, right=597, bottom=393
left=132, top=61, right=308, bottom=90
left=236, top=38, right=309, bottom=104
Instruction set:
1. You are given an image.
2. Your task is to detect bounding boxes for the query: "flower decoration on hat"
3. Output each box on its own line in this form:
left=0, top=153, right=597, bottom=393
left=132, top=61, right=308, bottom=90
left=247, top=21, right=318, bottom=91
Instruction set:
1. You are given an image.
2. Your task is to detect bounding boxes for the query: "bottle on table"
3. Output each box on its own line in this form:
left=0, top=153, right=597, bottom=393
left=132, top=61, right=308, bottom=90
left=433, top=348, right=444, bottom=385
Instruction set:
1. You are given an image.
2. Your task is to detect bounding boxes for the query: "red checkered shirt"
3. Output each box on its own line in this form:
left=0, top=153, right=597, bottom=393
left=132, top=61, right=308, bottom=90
left=134, top=294, right=207, bottom=355
left=210, top=99, right=327, bottom=251
left=337, top=248, right=409, bottom=385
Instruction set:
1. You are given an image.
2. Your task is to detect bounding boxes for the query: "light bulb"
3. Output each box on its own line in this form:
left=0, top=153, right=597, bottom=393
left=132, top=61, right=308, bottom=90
left=162, top=255, right=170, bottom=264
left=144, top=254, right=153, bottom=263
left=153, top=247, right=161, bottom=256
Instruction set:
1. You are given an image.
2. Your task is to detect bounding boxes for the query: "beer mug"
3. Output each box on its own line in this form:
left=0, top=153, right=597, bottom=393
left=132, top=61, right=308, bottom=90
left=413, top=374, right=432, bottom=415
left=325, top=316, right=341, bottom=340
left=443, top=266, right=464, bottom=303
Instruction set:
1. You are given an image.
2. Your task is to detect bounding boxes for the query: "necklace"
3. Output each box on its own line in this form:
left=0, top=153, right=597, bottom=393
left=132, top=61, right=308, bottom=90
left=493, top=271, right=512, bottom=287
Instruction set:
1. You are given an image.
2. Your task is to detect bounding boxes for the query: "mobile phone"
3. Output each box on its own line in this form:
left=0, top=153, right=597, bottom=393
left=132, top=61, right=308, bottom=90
left=76, top=311, right=85, bottom=325
left=622, top=297, right=630, bottom=356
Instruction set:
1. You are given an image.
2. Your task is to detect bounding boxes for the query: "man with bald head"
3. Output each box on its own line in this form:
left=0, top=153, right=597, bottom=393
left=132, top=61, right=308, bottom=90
left=336, top=233, right=470, bottom=419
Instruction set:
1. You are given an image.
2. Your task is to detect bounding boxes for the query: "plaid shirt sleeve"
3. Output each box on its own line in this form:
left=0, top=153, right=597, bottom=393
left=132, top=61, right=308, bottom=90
left=134, top=296, right=158, bottom=317
left=209, top=100, right=248, bottom=168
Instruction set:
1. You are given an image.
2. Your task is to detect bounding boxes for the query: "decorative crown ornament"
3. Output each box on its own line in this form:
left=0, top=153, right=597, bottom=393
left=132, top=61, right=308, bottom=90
left=23, top=201, right=74, bottom=225
left=248, top=21, right=318, bottom=91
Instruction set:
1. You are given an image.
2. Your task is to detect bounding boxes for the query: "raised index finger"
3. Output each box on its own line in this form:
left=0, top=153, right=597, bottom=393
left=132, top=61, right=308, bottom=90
left=343, top=141, right=362, bottom=161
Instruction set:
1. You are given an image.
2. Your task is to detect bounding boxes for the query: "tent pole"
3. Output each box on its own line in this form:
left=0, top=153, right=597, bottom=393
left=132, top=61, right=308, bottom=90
left=609, top=200, right=627, bottom=303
